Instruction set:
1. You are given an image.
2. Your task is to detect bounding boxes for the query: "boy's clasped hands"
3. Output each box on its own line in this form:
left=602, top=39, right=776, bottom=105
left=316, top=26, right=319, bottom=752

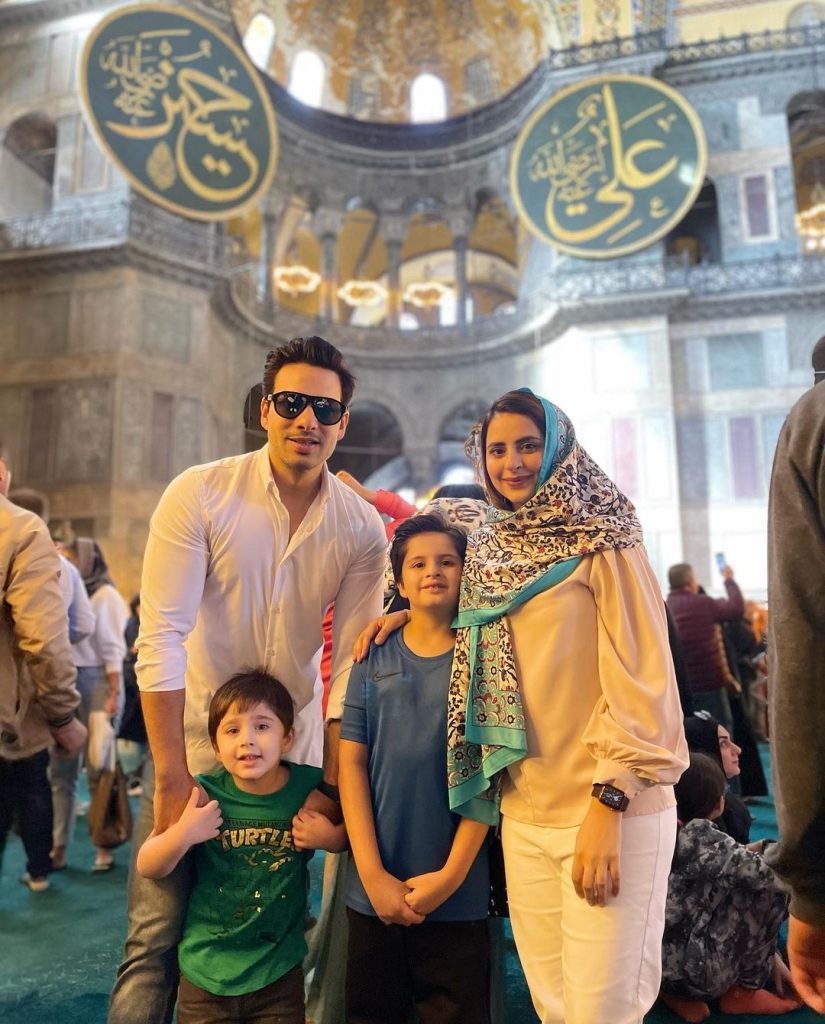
left=363, top=865, right=462, bottom=925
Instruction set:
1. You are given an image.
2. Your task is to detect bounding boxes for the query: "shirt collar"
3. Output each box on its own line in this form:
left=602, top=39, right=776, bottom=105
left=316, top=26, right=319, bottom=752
left=255, top=443, right=332, bottom=510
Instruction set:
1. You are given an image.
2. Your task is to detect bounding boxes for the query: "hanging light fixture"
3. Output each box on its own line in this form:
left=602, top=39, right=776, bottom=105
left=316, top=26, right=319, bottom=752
left=337, top=279, right=388, bottom=307
left=403, top=279, right=453, bottom=308
left=273, top=264, right=321, bottom=296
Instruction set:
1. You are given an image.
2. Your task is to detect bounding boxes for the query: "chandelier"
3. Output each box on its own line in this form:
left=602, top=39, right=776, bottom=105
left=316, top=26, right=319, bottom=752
left=337, top=279, right=388, bottom=307
left=273, top=265, right=321, bottom=296
left=797, top=181, right=825, bottom=247
left=403, top=280, right=453, bottom=308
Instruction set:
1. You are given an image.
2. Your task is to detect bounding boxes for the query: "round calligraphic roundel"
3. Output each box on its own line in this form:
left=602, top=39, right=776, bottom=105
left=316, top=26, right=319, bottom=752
left=510, top=74, right=707, bottom=259
left=80, top=3, right=278, bottom=221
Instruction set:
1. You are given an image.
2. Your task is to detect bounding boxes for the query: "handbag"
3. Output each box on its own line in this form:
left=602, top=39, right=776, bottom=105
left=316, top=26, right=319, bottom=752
left=88, top=736, right=133, bottom=849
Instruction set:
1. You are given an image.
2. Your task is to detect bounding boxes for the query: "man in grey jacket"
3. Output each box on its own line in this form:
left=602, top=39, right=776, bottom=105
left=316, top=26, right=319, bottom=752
left=0, top=445, right=87, bottom=891
left=768, top=338, right=825, bottom=1011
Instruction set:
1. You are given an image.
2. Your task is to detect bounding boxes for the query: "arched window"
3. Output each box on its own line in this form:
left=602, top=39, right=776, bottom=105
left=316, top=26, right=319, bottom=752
left=787, top=2, right=825, bottom=26
left=243, top=13, right=276, bottom=70
left=289, top=50, right=325, bottom=108
left=0, top=111, right=57, bottom=215
left=410, top=73, right=447, bottom=123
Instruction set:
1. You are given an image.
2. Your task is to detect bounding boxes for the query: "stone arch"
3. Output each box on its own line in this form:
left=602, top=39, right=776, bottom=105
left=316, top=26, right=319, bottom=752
left=787, top=2, right=825, bottom=26
left=438, top=398, right=489, bottom=481
left=328, top=400, right=405, bottom=484
left=1, top=111, right=56, bottom=216
left=787, top=91, right=825, bottom=248
left=665, top=178, right=721, bottom=264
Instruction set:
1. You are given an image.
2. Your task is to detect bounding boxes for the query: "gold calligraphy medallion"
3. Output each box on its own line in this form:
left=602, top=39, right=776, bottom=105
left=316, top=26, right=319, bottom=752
left=79, top=4, right=278, bottom=221
left=510, top=74, right=706, bottom=259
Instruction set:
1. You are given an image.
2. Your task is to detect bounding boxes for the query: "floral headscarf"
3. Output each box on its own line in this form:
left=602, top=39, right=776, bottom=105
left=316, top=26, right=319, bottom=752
left=447, top=391, right=644, bottom=823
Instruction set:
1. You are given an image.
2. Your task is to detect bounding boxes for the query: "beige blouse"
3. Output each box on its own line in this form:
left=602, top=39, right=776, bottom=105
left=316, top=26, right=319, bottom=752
left=501, top=545, right=688, bottom=828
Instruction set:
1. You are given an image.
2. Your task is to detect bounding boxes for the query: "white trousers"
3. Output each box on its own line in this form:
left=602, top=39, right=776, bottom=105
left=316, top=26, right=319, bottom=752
left=503, top=807, right=676, bottom=1024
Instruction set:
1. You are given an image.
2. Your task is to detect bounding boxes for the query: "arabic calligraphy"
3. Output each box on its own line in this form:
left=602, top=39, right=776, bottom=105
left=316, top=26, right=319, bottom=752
left=80, top=5, right=278, bottom=220
left=510, top=75, right=706, bottom=259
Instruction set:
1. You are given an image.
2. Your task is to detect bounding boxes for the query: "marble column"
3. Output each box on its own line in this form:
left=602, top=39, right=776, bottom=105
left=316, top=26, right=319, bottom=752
left=454, top=235, right=468, bottom=326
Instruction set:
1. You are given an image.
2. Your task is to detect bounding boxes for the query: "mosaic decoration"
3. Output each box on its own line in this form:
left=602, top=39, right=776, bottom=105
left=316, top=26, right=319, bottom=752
left=80, top=4, right=277, bottom=220
left=510, top=73, right=706, bottom=259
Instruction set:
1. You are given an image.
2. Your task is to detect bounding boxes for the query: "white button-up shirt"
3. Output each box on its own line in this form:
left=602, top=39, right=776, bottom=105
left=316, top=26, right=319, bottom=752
left=136, top=445, right=387, bottom=773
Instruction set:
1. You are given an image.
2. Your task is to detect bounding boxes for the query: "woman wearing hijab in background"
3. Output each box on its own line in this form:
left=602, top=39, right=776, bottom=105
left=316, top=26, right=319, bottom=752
left=683, top=713, right=753, bottom=844
left=51, top=537, right=127, bottom=872
left=446, top=389, right=688, bottom=1024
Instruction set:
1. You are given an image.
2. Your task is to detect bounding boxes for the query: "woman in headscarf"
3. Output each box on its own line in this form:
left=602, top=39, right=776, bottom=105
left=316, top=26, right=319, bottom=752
left=683, top=712, right=752, bottom=844
left=51, top=537, right=128, bottom=872
left=357, top=389, right=688, bottom=1024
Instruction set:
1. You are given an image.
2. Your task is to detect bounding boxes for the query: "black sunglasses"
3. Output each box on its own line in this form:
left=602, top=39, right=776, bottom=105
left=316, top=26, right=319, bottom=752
left=266, top=391, right=347, bottom=426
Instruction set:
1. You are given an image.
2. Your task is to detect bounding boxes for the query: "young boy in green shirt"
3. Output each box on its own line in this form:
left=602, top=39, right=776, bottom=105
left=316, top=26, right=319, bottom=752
left=137, top=669, right=344, bottom=1023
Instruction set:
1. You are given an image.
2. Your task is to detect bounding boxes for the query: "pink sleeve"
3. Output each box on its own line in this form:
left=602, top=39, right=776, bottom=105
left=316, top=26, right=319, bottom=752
left=374, top=490, right=417, bottom=536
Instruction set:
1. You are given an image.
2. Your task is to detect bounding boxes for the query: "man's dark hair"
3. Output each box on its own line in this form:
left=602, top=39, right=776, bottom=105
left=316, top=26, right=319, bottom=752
left=432, top=483, right=486, bottom=501
left=674, top=752, right=726, bottom=822
left=263, top=336, right=356, bottom=406
left=208, top=669, right=295, bottom=747
left=479, top=390, right=546, bottom=510
left=8, top=487, right=49, bottom=520
left=389, top=512, right=467, bottom=585
left=668, top=563, right=694, bottom=590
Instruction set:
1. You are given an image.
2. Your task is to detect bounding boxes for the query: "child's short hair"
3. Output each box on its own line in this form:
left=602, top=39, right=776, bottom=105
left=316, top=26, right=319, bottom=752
left=674, top=752, right=726, bottom=822
left=208, top=670, right=295, bottom=747
left=389, top=512, right=468, bottom=585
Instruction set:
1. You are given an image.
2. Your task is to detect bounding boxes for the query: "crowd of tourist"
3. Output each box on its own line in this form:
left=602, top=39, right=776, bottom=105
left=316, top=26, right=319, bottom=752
left=1, top=334, right=824, bottom=1024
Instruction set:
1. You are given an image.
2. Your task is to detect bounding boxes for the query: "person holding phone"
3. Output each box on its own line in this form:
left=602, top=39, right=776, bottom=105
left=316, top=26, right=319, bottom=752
left=666, top=561, right=744, bottom=733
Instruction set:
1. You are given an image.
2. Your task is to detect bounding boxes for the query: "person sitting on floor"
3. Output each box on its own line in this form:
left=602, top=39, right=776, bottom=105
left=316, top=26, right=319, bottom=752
left=684, top=713, right=752, bottom=844
left=660, top=752, right=800, bottom=1022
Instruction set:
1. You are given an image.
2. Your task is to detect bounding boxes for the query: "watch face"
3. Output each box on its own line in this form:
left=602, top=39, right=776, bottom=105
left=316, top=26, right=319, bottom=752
left=595, top=784, right=627, bottom=810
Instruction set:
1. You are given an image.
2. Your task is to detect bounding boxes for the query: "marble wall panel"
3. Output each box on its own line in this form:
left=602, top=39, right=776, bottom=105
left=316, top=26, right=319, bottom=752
left=707, top=333, right=765, bottom=390
left=785, top=310, right=823, bottom=372
left=119, top=381, right=150, bottom=483
left=6, top=39, right=48, bottom=106
left=140, top=292, right=192, bottom=363
left=55, top=380, right=113, bottom=483
left=675, top=416, right=708, bottom=504
left=173, top=396, right=202, bottom=476
left=18, top=292, right=69, bottom=359
left=47, top=32, right=75, bottom=98
left=594, top=334, right=651, bottom=393
left=73, top=285, right=129, bottom=352
left=0, top=385, right=28, bottom=473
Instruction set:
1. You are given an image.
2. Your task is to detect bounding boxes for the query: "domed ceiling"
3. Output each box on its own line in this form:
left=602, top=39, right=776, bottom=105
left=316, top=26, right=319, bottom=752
left=231, top=0, right=559, bottom=123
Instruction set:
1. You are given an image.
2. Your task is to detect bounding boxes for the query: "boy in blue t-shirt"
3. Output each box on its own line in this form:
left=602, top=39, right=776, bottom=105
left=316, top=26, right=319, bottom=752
left=339, top=512, right=491, bottom=1024
left=137, top=669, right=344, bottom=1024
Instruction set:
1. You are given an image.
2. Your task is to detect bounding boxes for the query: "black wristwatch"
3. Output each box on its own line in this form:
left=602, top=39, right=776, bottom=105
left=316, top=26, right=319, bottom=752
left=591, top=783, right=630, bottom=812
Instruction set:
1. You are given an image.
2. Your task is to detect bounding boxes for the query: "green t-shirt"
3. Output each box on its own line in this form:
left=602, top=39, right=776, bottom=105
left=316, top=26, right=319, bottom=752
left=178, top=762, right=322, bottom=996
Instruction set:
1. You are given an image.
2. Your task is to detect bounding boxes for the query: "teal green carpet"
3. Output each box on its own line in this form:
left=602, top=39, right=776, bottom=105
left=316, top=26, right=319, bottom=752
left=0, top=750, right=818, bottom=1023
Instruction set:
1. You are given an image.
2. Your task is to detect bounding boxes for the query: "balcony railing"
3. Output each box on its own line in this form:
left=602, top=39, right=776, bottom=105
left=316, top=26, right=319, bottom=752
left=0, top=195, right=246, bottom=270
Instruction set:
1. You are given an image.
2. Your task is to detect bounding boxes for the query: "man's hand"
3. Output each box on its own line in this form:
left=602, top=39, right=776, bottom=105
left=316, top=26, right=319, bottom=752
left=176, top=787, right=222, bottom=845
left=788, top=915, right=825, bottom=1012
left=154, top=769, right=199, bottom=834
left=352, top=611, right=409, bottom=662
left=722, top=565, right=734, bottom=580
left=571, top=799, right=622, bottom=906
left=404, top=870, right=457, bottom=916
left=51, top=717, right=87, bottom=757
left=366, top=870, right=426, bottom=926
left=292, top=809, right=345, bottom=851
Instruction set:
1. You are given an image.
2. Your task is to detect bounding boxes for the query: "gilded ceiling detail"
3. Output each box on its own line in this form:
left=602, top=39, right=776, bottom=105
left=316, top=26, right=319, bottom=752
left=231, top=0, right=558, bottom=122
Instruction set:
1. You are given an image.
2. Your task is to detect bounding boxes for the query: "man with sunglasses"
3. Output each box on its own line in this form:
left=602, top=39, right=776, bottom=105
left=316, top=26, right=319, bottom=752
left=109, top=337, right=387, bottom=1024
